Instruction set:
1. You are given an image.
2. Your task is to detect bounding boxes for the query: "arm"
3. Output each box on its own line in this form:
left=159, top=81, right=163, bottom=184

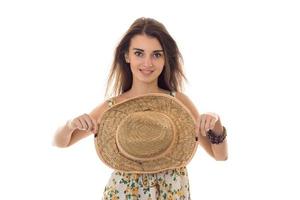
left=209, top=125, right=228, bottom=161
left=52, top=101, right=109, bottom=148
left=175, top=92, right=228, bottom=161
left=52, top=120, right=75, bottom=148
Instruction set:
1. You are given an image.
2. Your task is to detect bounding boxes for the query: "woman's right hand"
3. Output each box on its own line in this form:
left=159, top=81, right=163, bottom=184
left=67, top=113, right=98, bottom=134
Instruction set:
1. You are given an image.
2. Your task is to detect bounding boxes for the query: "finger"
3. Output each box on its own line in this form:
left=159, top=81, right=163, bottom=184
left=200, top=115, right=207, bottom=136
left=209, top=117, right=216, bottom=130
left=78, top=116, right=88, bottom=130
left=205, top=116, right=216, bottom=132
left=67, top=119, right=76, bottom=130
left=83, top=114, right=93, bottom=132
left=205, top=116, right=212, bottom=131
left=73, top=118, right=83, bottom=130
left=91, top=117, right=98, bottom=133
left=195, top=115, right=200, bottom=137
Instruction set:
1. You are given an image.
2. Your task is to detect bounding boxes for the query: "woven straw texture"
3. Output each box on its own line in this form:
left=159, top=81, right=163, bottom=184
left=94, top=93, right=197, bottom=173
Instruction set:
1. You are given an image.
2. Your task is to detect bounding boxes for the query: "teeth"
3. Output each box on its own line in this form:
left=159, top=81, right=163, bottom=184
left=139, top=69, right=153, bottom=73
left=142, top=71, right=152, bottom=74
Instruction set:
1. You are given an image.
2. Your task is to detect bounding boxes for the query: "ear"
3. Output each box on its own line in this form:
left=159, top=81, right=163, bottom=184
left=124, top=53, right=129, bottom=63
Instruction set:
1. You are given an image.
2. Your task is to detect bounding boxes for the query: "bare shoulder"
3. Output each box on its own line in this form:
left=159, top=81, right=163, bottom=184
left=89, top=93, right=128, bottom=122
left=174, top=91, right=200, bottom=120
left=89, top=99, right=111, bottom=123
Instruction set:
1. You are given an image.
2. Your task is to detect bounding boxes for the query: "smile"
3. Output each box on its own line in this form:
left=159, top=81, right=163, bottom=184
left=139, top=69, right=154, bottom=75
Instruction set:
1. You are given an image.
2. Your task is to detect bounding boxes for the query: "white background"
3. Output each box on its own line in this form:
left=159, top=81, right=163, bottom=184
left=1, top=0, right=299, bottom=199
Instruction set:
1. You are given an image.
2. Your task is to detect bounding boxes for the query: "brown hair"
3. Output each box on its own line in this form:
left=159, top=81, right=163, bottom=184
left=105, top=17, right=188, bottom=98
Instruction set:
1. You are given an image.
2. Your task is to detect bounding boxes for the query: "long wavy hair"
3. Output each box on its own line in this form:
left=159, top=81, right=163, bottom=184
left=105, top=17, right=187, bottom=98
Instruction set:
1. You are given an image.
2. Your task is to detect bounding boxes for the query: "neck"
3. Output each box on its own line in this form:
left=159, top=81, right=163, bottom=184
left=126, top=80, right=168, bottom=97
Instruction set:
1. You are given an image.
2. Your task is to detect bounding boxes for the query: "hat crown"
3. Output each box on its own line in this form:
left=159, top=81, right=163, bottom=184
left=116, top=111, right=175, bottom=161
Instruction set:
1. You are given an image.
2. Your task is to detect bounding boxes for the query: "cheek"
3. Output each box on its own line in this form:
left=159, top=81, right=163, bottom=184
left=155, top=65, right=164, bottom=76
left=129, top=62, right=140, bottom=72
left=157, top=64, right=164, bottom=71
left=157, top=61, right=165, bottom=72
left=154, top=58, right=165, bottom=67
left=129, top=57, right=142, bottom=67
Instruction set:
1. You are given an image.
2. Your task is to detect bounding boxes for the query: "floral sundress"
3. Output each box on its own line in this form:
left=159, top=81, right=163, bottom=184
left=102, top=91, right=191, bottom=200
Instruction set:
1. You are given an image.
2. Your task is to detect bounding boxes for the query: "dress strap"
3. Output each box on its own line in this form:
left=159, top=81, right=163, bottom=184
left=170, top=90, right=176, bottom=97
left=107, top=97, right=116, bottom=108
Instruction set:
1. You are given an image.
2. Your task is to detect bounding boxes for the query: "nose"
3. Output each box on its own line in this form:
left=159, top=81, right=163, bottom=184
left=142, top=56, right=153, bottom=68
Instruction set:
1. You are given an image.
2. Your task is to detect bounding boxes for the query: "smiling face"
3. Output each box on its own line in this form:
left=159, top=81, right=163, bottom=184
left=125, top=34, right=165, bottom=84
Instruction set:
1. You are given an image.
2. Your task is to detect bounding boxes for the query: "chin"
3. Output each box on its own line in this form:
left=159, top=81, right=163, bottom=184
left=133, top=71, right=160, bottom=83
left=135, top=75, right=159, bottom=83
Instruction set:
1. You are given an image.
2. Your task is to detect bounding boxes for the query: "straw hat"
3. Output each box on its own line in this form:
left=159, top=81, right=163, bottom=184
left=94, top=93, right=198, bottom=173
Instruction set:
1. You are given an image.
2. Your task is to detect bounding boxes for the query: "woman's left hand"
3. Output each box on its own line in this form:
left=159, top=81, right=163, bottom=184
left=196, top=112, right=223, bottom=137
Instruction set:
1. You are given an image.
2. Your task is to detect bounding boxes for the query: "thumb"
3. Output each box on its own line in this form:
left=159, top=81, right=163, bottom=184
left=195, top=115, right=200, bottom=138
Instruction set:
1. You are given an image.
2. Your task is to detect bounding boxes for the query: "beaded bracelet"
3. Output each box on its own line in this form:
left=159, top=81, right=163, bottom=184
left=207, top=126, right=227, bottom=144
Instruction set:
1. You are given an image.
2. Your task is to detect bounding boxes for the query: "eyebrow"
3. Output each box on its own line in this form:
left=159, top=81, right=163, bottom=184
left=132, top=48, right=164, bottom=53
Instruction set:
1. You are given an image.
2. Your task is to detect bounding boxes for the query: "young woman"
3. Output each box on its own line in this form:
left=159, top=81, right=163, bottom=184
left=53, top=17, right=228, bottom=200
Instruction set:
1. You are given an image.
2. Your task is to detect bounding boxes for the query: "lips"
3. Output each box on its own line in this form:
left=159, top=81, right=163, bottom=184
left=139, top=68, right=154, bottom=74
left=139, top=68, right=154, bottom=72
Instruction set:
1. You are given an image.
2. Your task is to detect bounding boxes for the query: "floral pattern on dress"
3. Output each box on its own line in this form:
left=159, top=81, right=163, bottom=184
left=102, top=167, right=191, bottom=200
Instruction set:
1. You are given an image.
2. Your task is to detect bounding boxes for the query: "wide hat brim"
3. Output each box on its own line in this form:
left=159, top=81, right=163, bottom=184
left=94, top=93, right=198, bottom=173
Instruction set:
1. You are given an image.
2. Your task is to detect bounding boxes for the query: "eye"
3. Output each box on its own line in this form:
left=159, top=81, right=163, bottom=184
left=134, top=51, right=143, bottom=57
left=153, top=53, right=162, bottom=59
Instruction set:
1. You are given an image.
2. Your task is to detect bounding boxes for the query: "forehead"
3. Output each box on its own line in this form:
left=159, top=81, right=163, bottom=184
left=129, top=34, right=163, bottom=51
